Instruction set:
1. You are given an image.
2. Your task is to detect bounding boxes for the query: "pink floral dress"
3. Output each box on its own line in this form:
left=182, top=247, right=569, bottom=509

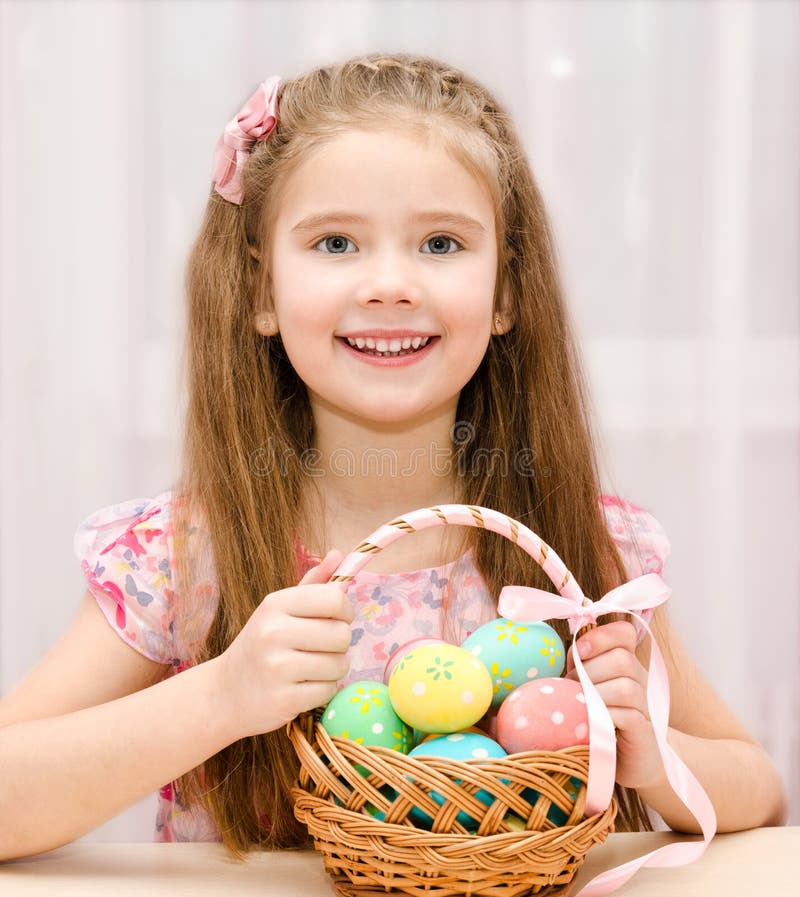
left=74, top=492, right=669, bottom=842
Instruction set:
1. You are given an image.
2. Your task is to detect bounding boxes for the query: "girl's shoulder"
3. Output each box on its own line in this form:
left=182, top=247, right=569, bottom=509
left=74, top=491, right=176, bottom=561
left=73, top=490, right=212, bottom=668
left=598, top=494, right=671, bottom=579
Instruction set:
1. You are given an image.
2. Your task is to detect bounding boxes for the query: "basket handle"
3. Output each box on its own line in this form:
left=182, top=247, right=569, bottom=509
left=329, top=503, right=588, bottom=609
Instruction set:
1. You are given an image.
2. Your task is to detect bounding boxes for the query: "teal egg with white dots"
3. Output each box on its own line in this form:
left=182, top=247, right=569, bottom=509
left=407, top=732, right=508, bottom=830
left=321, top=680, right=413, bottom=761
left=461, top=618, right=565, bottom=707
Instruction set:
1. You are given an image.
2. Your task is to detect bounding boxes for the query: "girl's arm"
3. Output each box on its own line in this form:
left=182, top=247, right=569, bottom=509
left=0, top=550, right=352, bottom=860
left=0, top=592, right=237, bottom=859
left=566, top=608, right=788, bottom=832
left=635, top=608, right=787, bottom=831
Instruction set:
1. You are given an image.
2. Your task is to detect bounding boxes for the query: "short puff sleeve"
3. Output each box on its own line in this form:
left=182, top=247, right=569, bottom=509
left=74, top=493, right=177, bottom=665
left=599, top=495, right=671, bottom=642
left=600, top=494, right=670, bottom=579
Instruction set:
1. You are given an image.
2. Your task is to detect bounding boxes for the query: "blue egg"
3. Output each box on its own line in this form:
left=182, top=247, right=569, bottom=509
left=461, top=618, right=565, bottom=707
left=406, top=732, right=508, bottom=830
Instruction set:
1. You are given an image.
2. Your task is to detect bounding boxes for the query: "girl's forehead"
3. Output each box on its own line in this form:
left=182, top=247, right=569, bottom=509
left=276, top=128, right=496, bottom=223
left=293, top=127, right=473, bottom=175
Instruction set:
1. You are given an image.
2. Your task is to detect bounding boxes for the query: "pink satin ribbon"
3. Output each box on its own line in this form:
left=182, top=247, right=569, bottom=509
left=498, top=573, right=717, bottom=897
left=212, top=76, right=281, bottom=204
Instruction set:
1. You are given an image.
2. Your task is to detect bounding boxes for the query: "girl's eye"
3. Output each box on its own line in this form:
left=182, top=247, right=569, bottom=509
left=314, top=235, right=356, bottom=254
left=421, top=235, right=463, bottom=255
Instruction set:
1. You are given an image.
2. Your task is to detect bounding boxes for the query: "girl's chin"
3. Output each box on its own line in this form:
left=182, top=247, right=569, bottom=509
left=309, top=393, right=448, bottom=428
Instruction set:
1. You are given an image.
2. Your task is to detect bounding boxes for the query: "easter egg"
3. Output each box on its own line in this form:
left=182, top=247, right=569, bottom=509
left=321, top=681, right=413, bottom=758
left=407, top=732, right=508, bottom=829
left=383, top=637, right=449, bottom=684
left=388, top=644, right=493, bottom=733
left=495, top=677, right=589, bottom=753
left=461, top=617, right=565, bottom=707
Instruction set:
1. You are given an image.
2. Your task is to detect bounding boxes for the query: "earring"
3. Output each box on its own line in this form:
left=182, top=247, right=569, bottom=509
left=494, top=314, right=503, bottom=333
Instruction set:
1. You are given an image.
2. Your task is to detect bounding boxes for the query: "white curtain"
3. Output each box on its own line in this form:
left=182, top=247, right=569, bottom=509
left=1, top=0, right=797, bottom=841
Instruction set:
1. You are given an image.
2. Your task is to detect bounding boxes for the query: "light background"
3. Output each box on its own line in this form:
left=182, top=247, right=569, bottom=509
left=1, top=0, right=798, bottom=840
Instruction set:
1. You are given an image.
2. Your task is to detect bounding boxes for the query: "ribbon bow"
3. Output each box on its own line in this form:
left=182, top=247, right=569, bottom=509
left=212, top=76, right=282, bottom=204
left=498, top=573, right=716, bottom=897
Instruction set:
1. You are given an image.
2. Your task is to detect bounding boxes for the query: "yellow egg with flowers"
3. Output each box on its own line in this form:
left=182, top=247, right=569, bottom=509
left=388, top=643, right=493, bottom=733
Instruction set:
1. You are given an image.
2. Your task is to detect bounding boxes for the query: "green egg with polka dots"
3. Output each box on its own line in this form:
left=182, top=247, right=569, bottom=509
left=321, top=681, right=414, bottom=762
left=461, top=617, right=565, bottom=708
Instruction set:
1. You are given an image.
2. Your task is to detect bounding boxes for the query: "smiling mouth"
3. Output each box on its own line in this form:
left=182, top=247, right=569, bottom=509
left=340, top=336, right=435, bottom=357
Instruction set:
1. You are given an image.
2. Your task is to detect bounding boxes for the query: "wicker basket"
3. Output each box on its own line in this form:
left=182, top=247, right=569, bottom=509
left=288, top=504, right=618, bottom=897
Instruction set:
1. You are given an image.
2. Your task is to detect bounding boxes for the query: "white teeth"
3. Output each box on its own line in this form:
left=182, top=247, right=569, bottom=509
left=344, top=335, right=432, bottom=354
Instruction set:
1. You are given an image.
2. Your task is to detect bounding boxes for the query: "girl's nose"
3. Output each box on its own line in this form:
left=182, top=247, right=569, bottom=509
left=356, top=251, right=423, bottom=308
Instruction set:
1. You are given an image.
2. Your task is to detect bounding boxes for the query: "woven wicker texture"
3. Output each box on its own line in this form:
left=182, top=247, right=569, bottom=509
left=288, top=506, right=618, bottom=896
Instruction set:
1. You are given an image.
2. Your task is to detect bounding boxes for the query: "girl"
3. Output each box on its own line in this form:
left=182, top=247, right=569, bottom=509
left=0, top=52, right=786, bottom=859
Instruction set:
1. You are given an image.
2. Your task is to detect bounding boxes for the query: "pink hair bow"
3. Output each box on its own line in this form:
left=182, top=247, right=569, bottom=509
left=212, top=76, right=282, bottom=204
left=498, top=573, right=717, bottom=897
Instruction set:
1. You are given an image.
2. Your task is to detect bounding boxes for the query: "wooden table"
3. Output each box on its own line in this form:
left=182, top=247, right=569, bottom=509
left=1, top=828, right=795, bottom=896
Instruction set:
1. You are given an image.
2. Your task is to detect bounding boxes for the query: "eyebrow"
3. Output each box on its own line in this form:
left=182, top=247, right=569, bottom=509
left=290, top=211, right=487, bottom=235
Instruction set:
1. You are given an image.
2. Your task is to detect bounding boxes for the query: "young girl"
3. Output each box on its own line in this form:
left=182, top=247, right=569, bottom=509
left=0, top=52, right=786, bottom=860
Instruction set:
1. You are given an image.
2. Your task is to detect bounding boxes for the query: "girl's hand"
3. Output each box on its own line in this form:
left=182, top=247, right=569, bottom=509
left=565, top=621, right=663, bottom=790
left=213, top=549, right=354, bottom=739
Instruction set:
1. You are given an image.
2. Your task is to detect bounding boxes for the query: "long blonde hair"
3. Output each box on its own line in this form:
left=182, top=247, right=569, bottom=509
left=174, top=51, right=652, bottom=855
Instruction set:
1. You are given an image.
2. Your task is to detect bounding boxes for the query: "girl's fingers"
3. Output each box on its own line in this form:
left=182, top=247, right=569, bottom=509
left=289, top=649, right=351, bottom=683
left=288, top=681, right=342, bottom=716
left=572, top=620, right=638, bottom=663
left=275, top=583, right=354, bottom=623
left=590, top=676, right=649, bottom=716
left=567, top=646, right=646, bottom=683
left=284, top=617, right=353, bottom=653
left=607, top=706, right=651, bottom=732
left=298, top=549, right=345, bottom=585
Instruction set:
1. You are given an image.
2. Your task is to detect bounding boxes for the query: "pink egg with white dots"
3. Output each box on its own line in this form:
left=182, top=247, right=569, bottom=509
left=495, top=677, right=589, bottom=753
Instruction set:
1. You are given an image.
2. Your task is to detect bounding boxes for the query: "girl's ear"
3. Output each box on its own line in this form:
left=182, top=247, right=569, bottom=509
left=254, top=310, right=279, bottom=336
left=253, top=269, right=277, bottom=335
left=494, top=285, right=515, bottom=334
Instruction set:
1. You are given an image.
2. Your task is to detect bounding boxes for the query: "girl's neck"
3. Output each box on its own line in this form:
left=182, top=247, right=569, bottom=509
left=298, top=480, right=465, bottom=574
left=297, top=404, right=464, bottom=567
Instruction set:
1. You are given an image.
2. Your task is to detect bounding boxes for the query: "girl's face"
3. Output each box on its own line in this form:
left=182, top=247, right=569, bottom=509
left=265, top=128, right=502, bottom=429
